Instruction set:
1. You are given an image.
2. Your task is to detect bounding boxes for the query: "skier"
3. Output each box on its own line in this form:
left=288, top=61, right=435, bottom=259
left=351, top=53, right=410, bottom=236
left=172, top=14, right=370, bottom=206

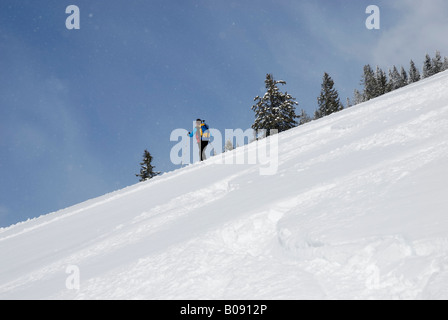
left=188, top=118, right=210, bottom=161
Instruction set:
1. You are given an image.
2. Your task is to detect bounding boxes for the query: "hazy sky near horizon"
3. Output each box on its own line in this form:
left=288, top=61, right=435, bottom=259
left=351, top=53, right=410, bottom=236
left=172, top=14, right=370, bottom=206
left=1, top=0, right=448, bottom=227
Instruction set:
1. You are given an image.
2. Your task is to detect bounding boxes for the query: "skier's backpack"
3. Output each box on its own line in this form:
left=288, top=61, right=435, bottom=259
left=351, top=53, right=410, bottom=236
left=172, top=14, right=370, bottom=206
left=200, top=121, right=211, bottom=141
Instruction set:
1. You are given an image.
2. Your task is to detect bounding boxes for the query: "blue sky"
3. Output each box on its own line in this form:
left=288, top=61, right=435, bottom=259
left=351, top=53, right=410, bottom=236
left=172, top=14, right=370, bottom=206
left=1, top=0, right=448, bottom=227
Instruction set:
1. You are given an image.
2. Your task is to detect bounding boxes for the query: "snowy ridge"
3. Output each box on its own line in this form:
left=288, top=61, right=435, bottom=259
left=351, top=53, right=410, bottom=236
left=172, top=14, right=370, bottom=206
left=1, top=71, right=448, bottom=299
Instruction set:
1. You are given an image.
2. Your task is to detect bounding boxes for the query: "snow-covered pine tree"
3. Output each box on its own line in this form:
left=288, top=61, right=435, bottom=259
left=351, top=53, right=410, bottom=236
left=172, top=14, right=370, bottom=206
left=375, top=66, right=389, bottom=96
left=409, top=60, right=421, bottom=83
left=423, top=54, right=433, bottom=78
left=361, top=65, right=377, bottom=101
left=136, top=149, right=160, bottom=182
left=443, top=57, right=448, bottom=72
left=224, top=139, right=234, bottom=152
left=251, top=74, right=299, bottom=137
left=400, top=66, right=408, bottom=87
left=315, top=72, right=343, bottom=119
left=353, top=89, right=364, bottom=105
left=432, top=51, right=443, bottom=75
left=345, top=97, right=351, bottom=109
left=298, top=109, right=312, bottom=125
left=388, top=66, right=403, bottom=91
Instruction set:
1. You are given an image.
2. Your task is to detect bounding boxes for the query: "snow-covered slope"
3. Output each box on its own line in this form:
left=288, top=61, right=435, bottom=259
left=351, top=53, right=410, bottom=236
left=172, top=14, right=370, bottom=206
left=2, top=72, right=448, bottom=300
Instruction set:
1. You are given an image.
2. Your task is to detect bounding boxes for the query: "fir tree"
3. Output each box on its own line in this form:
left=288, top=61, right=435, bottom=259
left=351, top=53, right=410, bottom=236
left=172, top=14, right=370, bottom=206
left=409, top=60, right=421, bottom=83
left=443, top=57, right=448, bottom=72
left=423, top=54, right=433, bottom=78
left=375, top=66, right=389, bottom=96
left=388, top=66, right=402, bottom=91
left=400, top=66, right=408, bottom=87
left=316, top=72, right=343, bottom=119
left=224, top=139, right=234, bottom=152
left=252, top=74, right=299, bottom=137
left=353, top=89, right=364, bottom=105
left=298, top=109, right=312, bottom=125
left=345, top=97, right=351, bottom=109
left=432, top=51, right=443, bottom=75
left=136, top=149, right=160, bottom=182
left=361, top=65, right=377, bottom=101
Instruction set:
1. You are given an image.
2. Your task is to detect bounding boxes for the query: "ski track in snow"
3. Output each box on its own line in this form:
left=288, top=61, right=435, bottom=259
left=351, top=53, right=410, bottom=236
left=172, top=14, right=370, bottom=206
left=1, top=72, right=448, bottom=299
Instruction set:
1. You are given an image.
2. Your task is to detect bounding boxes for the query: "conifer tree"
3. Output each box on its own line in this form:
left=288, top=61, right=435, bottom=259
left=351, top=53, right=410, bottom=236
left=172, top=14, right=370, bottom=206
left=432, top=51, right=443, bottom=75
left=443, top=57, right=448, bottom=72
left=388, top=66, right=402, bottom=91
left=361, top=65, right=377, bottom=101
left=252, top=74, right=299, bottom=137
left=345, top=97, right=351, bottom=109
left=298, top=109, right=312, bottom=125
left=423, top=54, right=433, bottom=78
left=316, top=72, right=343, bottom=119
left=409, top=60, right=421, bottom=83
left=375, top=66, right=389, bottom=96
left=400, top=66, right=408, bottom=87
left=353, top=89, right=364, bottom=105
left=224, top=139, right=234, bottom=152
left=136, top=149, right=160, bottom=182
